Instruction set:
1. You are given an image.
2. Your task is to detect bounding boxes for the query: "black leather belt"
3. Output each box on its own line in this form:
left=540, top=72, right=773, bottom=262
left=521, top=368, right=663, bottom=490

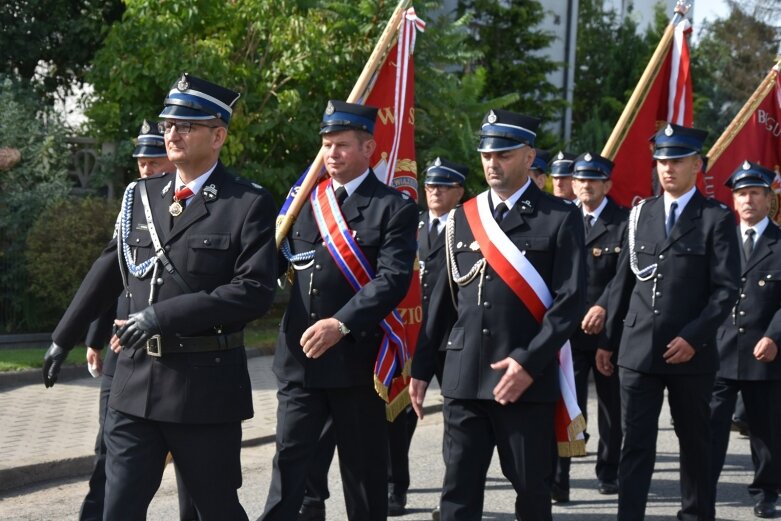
left=145, top=331, right=244, bottom=357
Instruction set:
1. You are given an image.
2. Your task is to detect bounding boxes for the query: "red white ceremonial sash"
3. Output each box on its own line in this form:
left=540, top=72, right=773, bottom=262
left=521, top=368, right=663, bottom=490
left=463, top=192, right=586, bottom=456
left=310, top=179, right=410, bottom=399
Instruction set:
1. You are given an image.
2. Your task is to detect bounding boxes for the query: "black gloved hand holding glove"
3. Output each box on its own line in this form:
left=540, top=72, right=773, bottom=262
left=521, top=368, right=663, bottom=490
left=116, top=306, right=161, bottom=351
left=43, top=343, right=69, bottom=388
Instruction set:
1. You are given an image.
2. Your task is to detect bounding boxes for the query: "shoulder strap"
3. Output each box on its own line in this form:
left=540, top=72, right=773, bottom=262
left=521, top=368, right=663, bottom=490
left=137, top=181, right=194, bottom=294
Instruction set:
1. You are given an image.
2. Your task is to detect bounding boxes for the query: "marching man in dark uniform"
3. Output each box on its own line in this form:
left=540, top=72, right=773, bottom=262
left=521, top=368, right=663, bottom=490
left=43, top=73, right=279, bottom=520
left=549, top=150, right=577, bottom=201
left=262, top=100, right=418, bottom=521
left=410, top=109, right=586, bottom=521
left=79, top=119, right=196, bottom=521
left=551, top=152, right=626, bottom=503
left=710, top=161, right=781, bottom=519
left=597, top=123, right=740, bottom=521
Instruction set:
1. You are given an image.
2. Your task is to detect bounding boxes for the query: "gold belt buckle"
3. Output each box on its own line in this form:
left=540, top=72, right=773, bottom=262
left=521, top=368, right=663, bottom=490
left=146, top=335, right=162, bottom=357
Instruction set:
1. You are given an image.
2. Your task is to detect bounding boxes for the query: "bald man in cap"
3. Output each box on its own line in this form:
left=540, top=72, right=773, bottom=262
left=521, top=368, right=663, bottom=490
left=263, top=100, right=418, bottom=521
left=597, top=123, right=740, bottom=521
left=710, top=161, right=781, bottom=519
left=410, top=109, right=586, bottom=520
left=43, top=73, right=278, bottom=520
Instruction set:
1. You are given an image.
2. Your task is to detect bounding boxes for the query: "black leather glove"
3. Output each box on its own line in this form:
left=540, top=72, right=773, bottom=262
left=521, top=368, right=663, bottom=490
left=43, top=342, right=68, bottom=388
left=116, top=306, right=161, bottom=351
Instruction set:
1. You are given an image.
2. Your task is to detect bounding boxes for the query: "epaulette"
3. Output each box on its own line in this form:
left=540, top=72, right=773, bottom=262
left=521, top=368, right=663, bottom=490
left=234, top=176, right=265, bottom=191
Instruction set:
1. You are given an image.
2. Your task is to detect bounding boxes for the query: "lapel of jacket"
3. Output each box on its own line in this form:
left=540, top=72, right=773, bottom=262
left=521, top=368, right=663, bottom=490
left=659, top=191, right=702, bottom=253
left=499, top=181, right=540, bottom=234
left=166, top=163, right=225, bottom=244
left=744, top=221, right=779, bottom=274
left=585, top=199, right=613, bottom=246
left=148, top=173, right=176, bottom=241
left=339, top=169, right=378, bottom=224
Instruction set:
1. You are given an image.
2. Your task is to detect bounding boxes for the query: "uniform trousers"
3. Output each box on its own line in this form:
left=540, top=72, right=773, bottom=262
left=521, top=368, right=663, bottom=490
left=554, top=347, right=621, bottom=489
left=103, top=408, right=246, bottom=521
left=260, top=380, right=388, bottom=521
left=618, top=367, right=715, bottom=521
left=440, top=397, right=555, bottom=521
left=710, top=378, right=781, bottom=503
left=80, top=373, right=198, bottom=521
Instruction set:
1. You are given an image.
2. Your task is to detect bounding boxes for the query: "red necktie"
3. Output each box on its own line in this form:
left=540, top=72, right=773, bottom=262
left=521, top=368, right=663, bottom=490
left=175, top=186, right=194, bottom=202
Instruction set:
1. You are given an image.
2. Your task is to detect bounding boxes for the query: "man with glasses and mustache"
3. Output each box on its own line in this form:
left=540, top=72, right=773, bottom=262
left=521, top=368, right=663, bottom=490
left=43, top=73, right=278, bottom=520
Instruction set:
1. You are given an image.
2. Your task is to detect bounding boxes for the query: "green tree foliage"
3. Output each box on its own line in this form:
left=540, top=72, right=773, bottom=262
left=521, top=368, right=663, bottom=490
left=455, top=0, right=562, bottom=144
left=0, top=77, right=72, bottom=331
left=25, top=198, right=119, bottom=328
left=570, top=0, right=654, bottom=152
left=692, top=2, right=780, bottom=144
left=0, top=0, right=124, bottom=101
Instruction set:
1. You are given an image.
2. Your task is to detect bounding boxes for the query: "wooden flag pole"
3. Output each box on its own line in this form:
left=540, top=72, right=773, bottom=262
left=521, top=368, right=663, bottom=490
left=706, top=63, right=780, bottom=169
left=275, top=0, right=412, bottom=246
left=601, top=1, right=690, bottom=160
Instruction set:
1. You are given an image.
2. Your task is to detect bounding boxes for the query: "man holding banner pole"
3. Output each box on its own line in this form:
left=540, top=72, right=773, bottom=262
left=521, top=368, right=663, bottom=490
left=410, top=108, right=587, bottom=521
left=261, top=100, right=418, bottom=521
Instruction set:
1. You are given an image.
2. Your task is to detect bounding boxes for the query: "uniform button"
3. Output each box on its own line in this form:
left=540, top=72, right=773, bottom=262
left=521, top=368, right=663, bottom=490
left=315, top=264, right=322, bottom=270
left=739, top=310, right=746, bottom=316
left=215, top=357, right=221, bottom=363
left=311, top=288, right=319, bottom=296
left=448, top=341, right=453, bottom=346
left=165, top=245, right=171, bottom=252
left=482, top=329, right=491, bottom=336
left=655, top=291, right=662, bottom=297
left=423, top=283, right=428, bottom=288
left=741, top=293, right=747, bottom=299
left=422, top=295, right=428, bottom=301
left=485, top=274, right=492, bottom=281
left=156, top=278, right=164, bottom=285
left=658, top=254, right=665, bottom=260
left=640, top=245, right=645, bottom=250
left=738, top=327, right=745, bottom=333
left=767, top=274, right=773, bottom=279
left=758, top=280, right=766, bottom=287
left=657, top=274, right=663, bottom=280
left=483, top=301, right=491, bottom=309
left=310, top=312, right=317, bottom=319
left=203, top=239, right=210, bottom=245
left=741, top=277, right=747, bottom=283
left=135, top=238, right=140, bottom=243
left=653, top=310, right=660, bottom=315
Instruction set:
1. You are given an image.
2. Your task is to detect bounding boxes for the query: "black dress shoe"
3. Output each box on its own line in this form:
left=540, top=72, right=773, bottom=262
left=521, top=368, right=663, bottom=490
left=598, top=480, right=619, bottom=495
left=732, top=418, right=751, bottom=436
left=388, top=492, right=407, bottom=517
left=298, top=504, right=326, bottom=521
left=754, top=499, right=776, bottom=518
left=550, top=483, right=570, bottom=503
left=431, top=505, right=440, bottom=521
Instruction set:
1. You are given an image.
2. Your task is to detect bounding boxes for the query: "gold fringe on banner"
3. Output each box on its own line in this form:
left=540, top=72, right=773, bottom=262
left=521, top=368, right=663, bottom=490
left=558, top=439, right=587, bottom=458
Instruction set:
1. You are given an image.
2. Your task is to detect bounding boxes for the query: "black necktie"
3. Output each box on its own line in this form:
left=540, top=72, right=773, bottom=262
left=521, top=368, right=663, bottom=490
left=335, top=186, right=348, bottom=207
left=429, top=218, right=440, bottom=245
left=744, top=228, right=756, bottom=260
left=666, top=201, right=678, bottom=237
left=584, top=214, right=593, bottom=235
left=493, top=202, right=508, bottom=224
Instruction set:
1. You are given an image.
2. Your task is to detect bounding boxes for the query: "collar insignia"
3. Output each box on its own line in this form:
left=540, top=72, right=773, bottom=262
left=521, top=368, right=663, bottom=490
left=418, top=220, right=425, bottom=229
left=161, top=180, right=172, bottom=196
left=203, top=183, right=218, bottom=201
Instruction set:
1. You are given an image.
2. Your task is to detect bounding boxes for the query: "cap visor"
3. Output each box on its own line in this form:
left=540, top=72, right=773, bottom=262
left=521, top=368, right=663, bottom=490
left=132, top=145, right=168, bottom=158
left=477, top=136, right=526, bottom=153
left=158, top=105, right=218, bottom=121
left=652, top=147, right=699, bottom=160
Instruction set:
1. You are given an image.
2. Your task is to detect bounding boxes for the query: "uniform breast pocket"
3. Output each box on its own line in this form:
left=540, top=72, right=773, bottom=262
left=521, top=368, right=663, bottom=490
left=672, top=242, right=705, bottom=256
left=187, top=233, right=231, bottom=275
left=442, top=327, right=464, bottom=392
left=756, top=270, right=781, bottom=298
left=354, top=228, right=382, bottom=261
left=127, top=230, right=154, bottom=269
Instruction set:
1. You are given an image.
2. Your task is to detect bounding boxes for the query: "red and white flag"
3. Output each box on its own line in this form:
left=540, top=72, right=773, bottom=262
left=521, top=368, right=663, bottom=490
left=705, top=65, right=781, bottom=219
left=604, top=17, right=694, bottom=206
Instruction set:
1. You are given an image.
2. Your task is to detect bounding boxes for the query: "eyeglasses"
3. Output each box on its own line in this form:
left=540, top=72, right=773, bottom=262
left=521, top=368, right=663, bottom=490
left=158, top=120, right=220, bottom=134
left=425, top=185, right=457, bottom=192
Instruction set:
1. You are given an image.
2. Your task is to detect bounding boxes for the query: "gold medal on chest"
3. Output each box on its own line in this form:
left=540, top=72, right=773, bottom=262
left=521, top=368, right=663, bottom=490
left=169, top=200, right=184, bottom=216
left=592, top=247, right=603, bottom=257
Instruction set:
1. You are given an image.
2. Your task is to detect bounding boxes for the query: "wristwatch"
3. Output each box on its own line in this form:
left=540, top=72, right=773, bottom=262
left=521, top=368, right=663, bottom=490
left=337, top=321, right=351, bottom=336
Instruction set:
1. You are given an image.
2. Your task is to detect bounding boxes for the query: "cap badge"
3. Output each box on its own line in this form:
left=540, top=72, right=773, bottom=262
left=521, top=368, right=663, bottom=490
left=664, top=123, right=674, bottom=136
left=556, top=151, right=565, bottom=160
left=487, top=110, right=497, bottom=124
left=434, top=157, right=442, bottom=167
left=584, top=153, right=592, bottom=162
left=325, top=101, right=335, bottom=115
left=177, top=74, right=189, bottom=92
left=141, top=120, right=151, bottom=134
left=743, top=160, right=751, bottom=170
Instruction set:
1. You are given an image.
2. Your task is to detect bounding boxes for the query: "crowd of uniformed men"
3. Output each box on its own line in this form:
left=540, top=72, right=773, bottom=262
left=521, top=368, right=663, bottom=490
left=40, top=73, right=780, bottom=521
